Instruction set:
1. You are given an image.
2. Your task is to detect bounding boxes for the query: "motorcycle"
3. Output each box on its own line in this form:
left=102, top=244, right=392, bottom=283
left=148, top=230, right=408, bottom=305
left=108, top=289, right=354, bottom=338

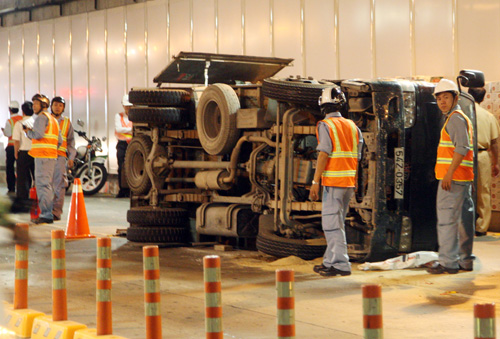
left=67, top=121, right=108, bottom=195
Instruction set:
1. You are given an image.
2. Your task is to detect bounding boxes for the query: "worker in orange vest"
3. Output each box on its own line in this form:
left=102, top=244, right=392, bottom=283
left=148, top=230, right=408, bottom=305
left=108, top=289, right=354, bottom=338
left=51, top=96, right=76, bottom=221
left=26, top=94, right=61, bottom=224
left=427, top=79, right=474, bottom=274
left=2, top=101, right=22, bottom=195
left=114, top=94, right=133, bottom=198
left=309, top=87, right=363, bottom=277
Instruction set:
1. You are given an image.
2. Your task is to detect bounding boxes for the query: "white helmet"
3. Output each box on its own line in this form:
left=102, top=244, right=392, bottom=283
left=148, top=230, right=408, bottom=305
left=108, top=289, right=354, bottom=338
left=9, top=101, right=19, bottom=110
left=318, top=86, right=346, bottom=107
left=433, top=79, right=459, bottom=97
left=122, top=94, right=132, bottom=107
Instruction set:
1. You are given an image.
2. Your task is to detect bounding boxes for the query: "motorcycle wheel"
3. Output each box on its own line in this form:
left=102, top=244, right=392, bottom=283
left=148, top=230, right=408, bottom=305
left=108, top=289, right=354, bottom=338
left=77, top=163, right=108, bottom=196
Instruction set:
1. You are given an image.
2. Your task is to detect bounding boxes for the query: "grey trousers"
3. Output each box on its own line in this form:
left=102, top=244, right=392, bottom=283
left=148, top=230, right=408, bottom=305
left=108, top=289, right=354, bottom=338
left=53, top=156, right=68, bottom=219
left=34, top=157, right=56, bottom=220
left=436, top=181, right=474, bottom=269
left=322, top=186, right=353, bottom=272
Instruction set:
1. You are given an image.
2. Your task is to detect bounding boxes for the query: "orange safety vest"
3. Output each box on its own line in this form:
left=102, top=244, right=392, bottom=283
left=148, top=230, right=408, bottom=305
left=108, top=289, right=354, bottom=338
left=7, top=115, right=22, bottom=146
left=318, top=117, right=359, bottom=187
left=29, top=112, right=60, bottom=159
left=57, top=116, right=70, bottom=158
left=115, top=112, right=132, bottom=142
left=435, top=109, right=474, bottom=182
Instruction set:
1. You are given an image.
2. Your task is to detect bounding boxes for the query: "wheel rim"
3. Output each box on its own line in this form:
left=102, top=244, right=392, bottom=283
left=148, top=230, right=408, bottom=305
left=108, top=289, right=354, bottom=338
left=81, top=166, right=103, bottom=192
left=130, top=148, right=146, bottom=183
left=204, top=100, right=222, bottom=139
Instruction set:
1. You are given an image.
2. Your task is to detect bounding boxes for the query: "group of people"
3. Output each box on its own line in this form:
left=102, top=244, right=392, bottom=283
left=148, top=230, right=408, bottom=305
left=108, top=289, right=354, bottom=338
left=3, top=94, right=75, bottom=224
left=310, top=79, right=499, bottom=277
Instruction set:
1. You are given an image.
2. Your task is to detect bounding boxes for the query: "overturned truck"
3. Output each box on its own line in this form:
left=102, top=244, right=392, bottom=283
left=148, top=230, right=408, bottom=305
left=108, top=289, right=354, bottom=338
left=124, top=52, right=483, bottom=261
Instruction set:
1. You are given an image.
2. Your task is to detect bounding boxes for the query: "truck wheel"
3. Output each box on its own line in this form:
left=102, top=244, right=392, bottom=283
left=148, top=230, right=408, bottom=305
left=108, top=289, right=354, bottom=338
left=196, top=83, right=241, bottom=155
left=129, top=88, right=191, bottom=107
left=256, top=219, right=326, bottom=260
left=125, top=135, right=152, bottom=195
left=129, top=107, right=186, bottom=125
left=127, top=207, right=188, bottom=227
left=126, top=226, right=189, bottom=243
left=262, top=77, right=334, bottom=108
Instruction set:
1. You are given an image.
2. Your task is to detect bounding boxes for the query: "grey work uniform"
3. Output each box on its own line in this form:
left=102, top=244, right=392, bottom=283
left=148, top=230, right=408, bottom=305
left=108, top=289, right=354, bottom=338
left=436, top=105, right=474, bottom=270
left=53, top=116, right=76, bottom=220
left=317, top=112, right=363, bottom=272
left=27, top=111, right=62, bottom=221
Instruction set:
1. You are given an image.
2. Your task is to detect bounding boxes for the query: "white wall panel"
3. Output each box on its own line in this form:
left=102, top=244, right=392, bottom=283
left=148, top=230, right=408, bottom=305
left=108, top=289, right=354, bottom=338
left=147, top=0, right=168, bottom=85
left=193, top=0, right=216, bottom=53
left=107, top=7, right=126, bottom=173
left=127, top=3, right=147, bottom=90
left=218, top=0, right=242, bottom=55
left=71, top=14, right=88, bottom=126
left=414, top=0, right=453, bottom=78
left=88, top=10, right=107, bottom=154
left=54, top=18, right=71, bottom=117
left=338, top=0, right=371, bottom=79
left=273, top=0, right=302, bottom=77
left=304, top=0, right=336, bottom=79
left=169, top=0, right=192, bottom=57
left=23, top=23, right=38, bottom=101
left=245, top=0, right=271, bottom=57
left=0, top=30, right=9, bottom=136
left=9, top=26, right=23, bottom=104
left=375, top=0, right=411, bottom=77
left=457, top=0, right=500, bottom=81
left=39, top=20, right=54, bottom=98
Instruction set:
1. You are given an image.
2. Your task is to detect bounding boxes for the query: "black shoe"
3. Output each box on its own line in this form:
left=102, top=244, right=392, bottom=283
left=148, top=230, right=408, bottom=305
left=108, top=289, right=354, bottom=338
left=313, top=264, right=327, bottom=273
left=459, top=265, right=473, bottom=272
left=319, top=266, right=351, bottom=277
left=31, top=217, right=54, bottom=225
left=53, top=215, right=61, bottom=221
left=427, top=264, right=458, bottom=274
left=475, top=231, right=487, bottom=237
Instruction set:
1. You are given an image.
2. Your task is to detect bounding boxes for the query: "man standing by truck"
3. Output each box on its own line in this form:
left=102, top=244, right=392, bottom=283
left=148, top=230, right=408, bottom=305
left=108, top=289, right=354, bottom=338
left=51, top=96, right=76, bottom=221
left=115, top=94, right=133, bottom=198
left=3, top=101, right=22, bottom=195
left=309, top=87, right=362, bottom=277
left=26, top=94, right=61, bottom=224
left=427, top=79, right=474, bottom=274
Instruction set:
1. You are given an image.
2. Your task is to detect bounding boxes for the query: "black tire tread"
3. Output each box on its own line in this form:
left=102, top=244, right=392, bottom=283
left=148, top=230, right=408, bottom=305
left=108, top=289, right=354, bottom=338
left=126, top=226, right=188, bottom=243
left=127, top=207, right=188, bottom=227
left=124, top=135, right=152, bottom=195
left=129, top=107, right=186, bottom=125
left=262, top=78, right=334, bottom=108
left=129, top=88, right=191, bottom=107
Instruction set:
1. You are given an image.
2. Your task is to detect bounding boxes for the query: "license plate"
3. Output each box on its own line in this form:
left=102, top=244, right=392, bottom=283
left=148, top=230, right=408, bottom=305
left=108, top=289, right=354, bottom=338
left=394, top=147, right=404, bottom=199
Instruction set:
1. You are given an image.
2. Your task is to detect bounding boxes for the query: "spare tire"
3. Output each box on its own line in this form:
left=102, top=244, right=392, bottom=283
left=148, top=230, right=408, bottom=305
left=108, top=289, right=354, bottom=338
left=125, top=135, right=152, bottom=195
left=129, top=88, right=191, bottom=107
left=262, top=77, right=335, bottom=108
left=196, top=83, right=241, bottom=155
left=129, top=107, right=186, bottom=125
left=126, top=226, right=189, bottom=243
left=127, top=207, right=188, bottom=227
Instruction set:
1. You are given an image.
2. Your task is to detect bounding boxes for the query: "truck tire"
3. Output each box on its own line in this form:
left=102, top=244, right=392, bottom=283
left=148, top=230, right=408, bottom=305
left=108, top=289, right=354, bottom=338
left=262, top=77, right=334, bottom=108
left=127, top=207, right=188, bottom=227
left=129, top=88, right=191, bottom=107
left=196, top=83, right=241, bottom=155
left=256, top=220, right=326, bottom=260
left=126, top=226, right=188, bottom=243
left=129, top=107, right=186, bottom=125
left=125, top=135, right=152, bottom=195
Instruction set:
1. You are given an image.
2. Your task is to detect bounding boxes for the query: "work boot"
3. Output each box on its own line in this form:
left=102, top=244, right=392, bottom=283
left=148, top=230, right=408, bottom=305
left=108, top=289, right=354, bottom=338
left=319, top=266, right=351, bottom=277
left=31, top=217, right=54, bottom=225
left=313, top=264, right=327, bottom=273
left=426, top=264, right=458, bottom=274
left=459, top=264, right=473, bottom=272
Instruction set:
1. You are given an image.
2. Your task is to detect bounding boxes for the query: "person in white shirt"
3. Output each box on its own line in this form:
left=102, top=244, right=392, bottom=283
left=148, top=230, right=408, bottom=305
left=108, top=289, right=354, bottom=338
left=114, top=94, right=133, bottom=198
left=3, top=101, right=22, bottom=194
left=12, top=101, right=35, bottom=204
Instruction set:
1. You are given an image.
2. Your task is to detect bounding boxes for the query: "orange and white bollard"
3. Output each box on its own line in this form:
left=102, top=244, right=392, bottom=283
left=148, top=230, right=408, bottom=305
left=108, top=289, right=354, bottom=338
left=276, top=269, right=295, bottom=339
left=52, top=229, right=67, bottom=321
left=97, top=238, right=112, bottom=335
left=143, top=246, right=162, bottom=339
left=203, top=255, right=222, bottom=339
left=474, top=303, right=496, bottom=339
left=362, top=284, right=383, bottom=339
left=14, top=224, right=29, bottom=310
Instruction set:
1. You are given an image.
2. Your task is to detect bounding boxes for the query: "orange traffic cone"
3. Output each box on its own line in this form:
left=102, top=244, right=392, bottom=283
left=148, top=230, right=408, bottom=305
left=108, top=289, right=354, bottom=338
left=65, top=178, right=95, bottom=239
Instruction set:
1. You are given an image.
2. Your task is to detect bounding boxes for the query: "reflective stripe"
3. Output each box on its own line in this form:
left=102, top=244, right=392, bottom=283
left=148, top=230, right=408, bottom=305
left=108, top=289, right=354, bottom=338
left=206, top=318, right=222, bottom=332
left=204, top=267, right=221, bottom=283
left=7, top=116, right=22, bottom=146
left=364, top=328, right=383, bottom=339
left=363, top=298, right=382, bottom=315
left=29, top=112, right=60, bottom=159
left=475, top=318, right=496, bottom=338
left=52, top=258, right=65, bottom=270
left=53, top=278, right=66, bottom=290
left=115, top=113, right=133, bottom=141
left=97, top=289, right=111, bottom=302
left=97, top=246, right=111, bottom=259
left=276, top=282, right=294, bottom=298
left=145, top=302, right=161, bottom=316
left=277, top=310, right=295, bottom=325
left=51, top=238, right=65, bottom=250
left=145, top=280, right=159, bottom=293
left=97, top=268, right=111, bottom=280
left=57, top=117, right=70, bottom=157
left=205, top=292, right=221, bottom=308
left=144, top=256, right=159, bottom=270
left=15, top=269, right=27, bottom=280
left=15, top=250, right=28, bottom=261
